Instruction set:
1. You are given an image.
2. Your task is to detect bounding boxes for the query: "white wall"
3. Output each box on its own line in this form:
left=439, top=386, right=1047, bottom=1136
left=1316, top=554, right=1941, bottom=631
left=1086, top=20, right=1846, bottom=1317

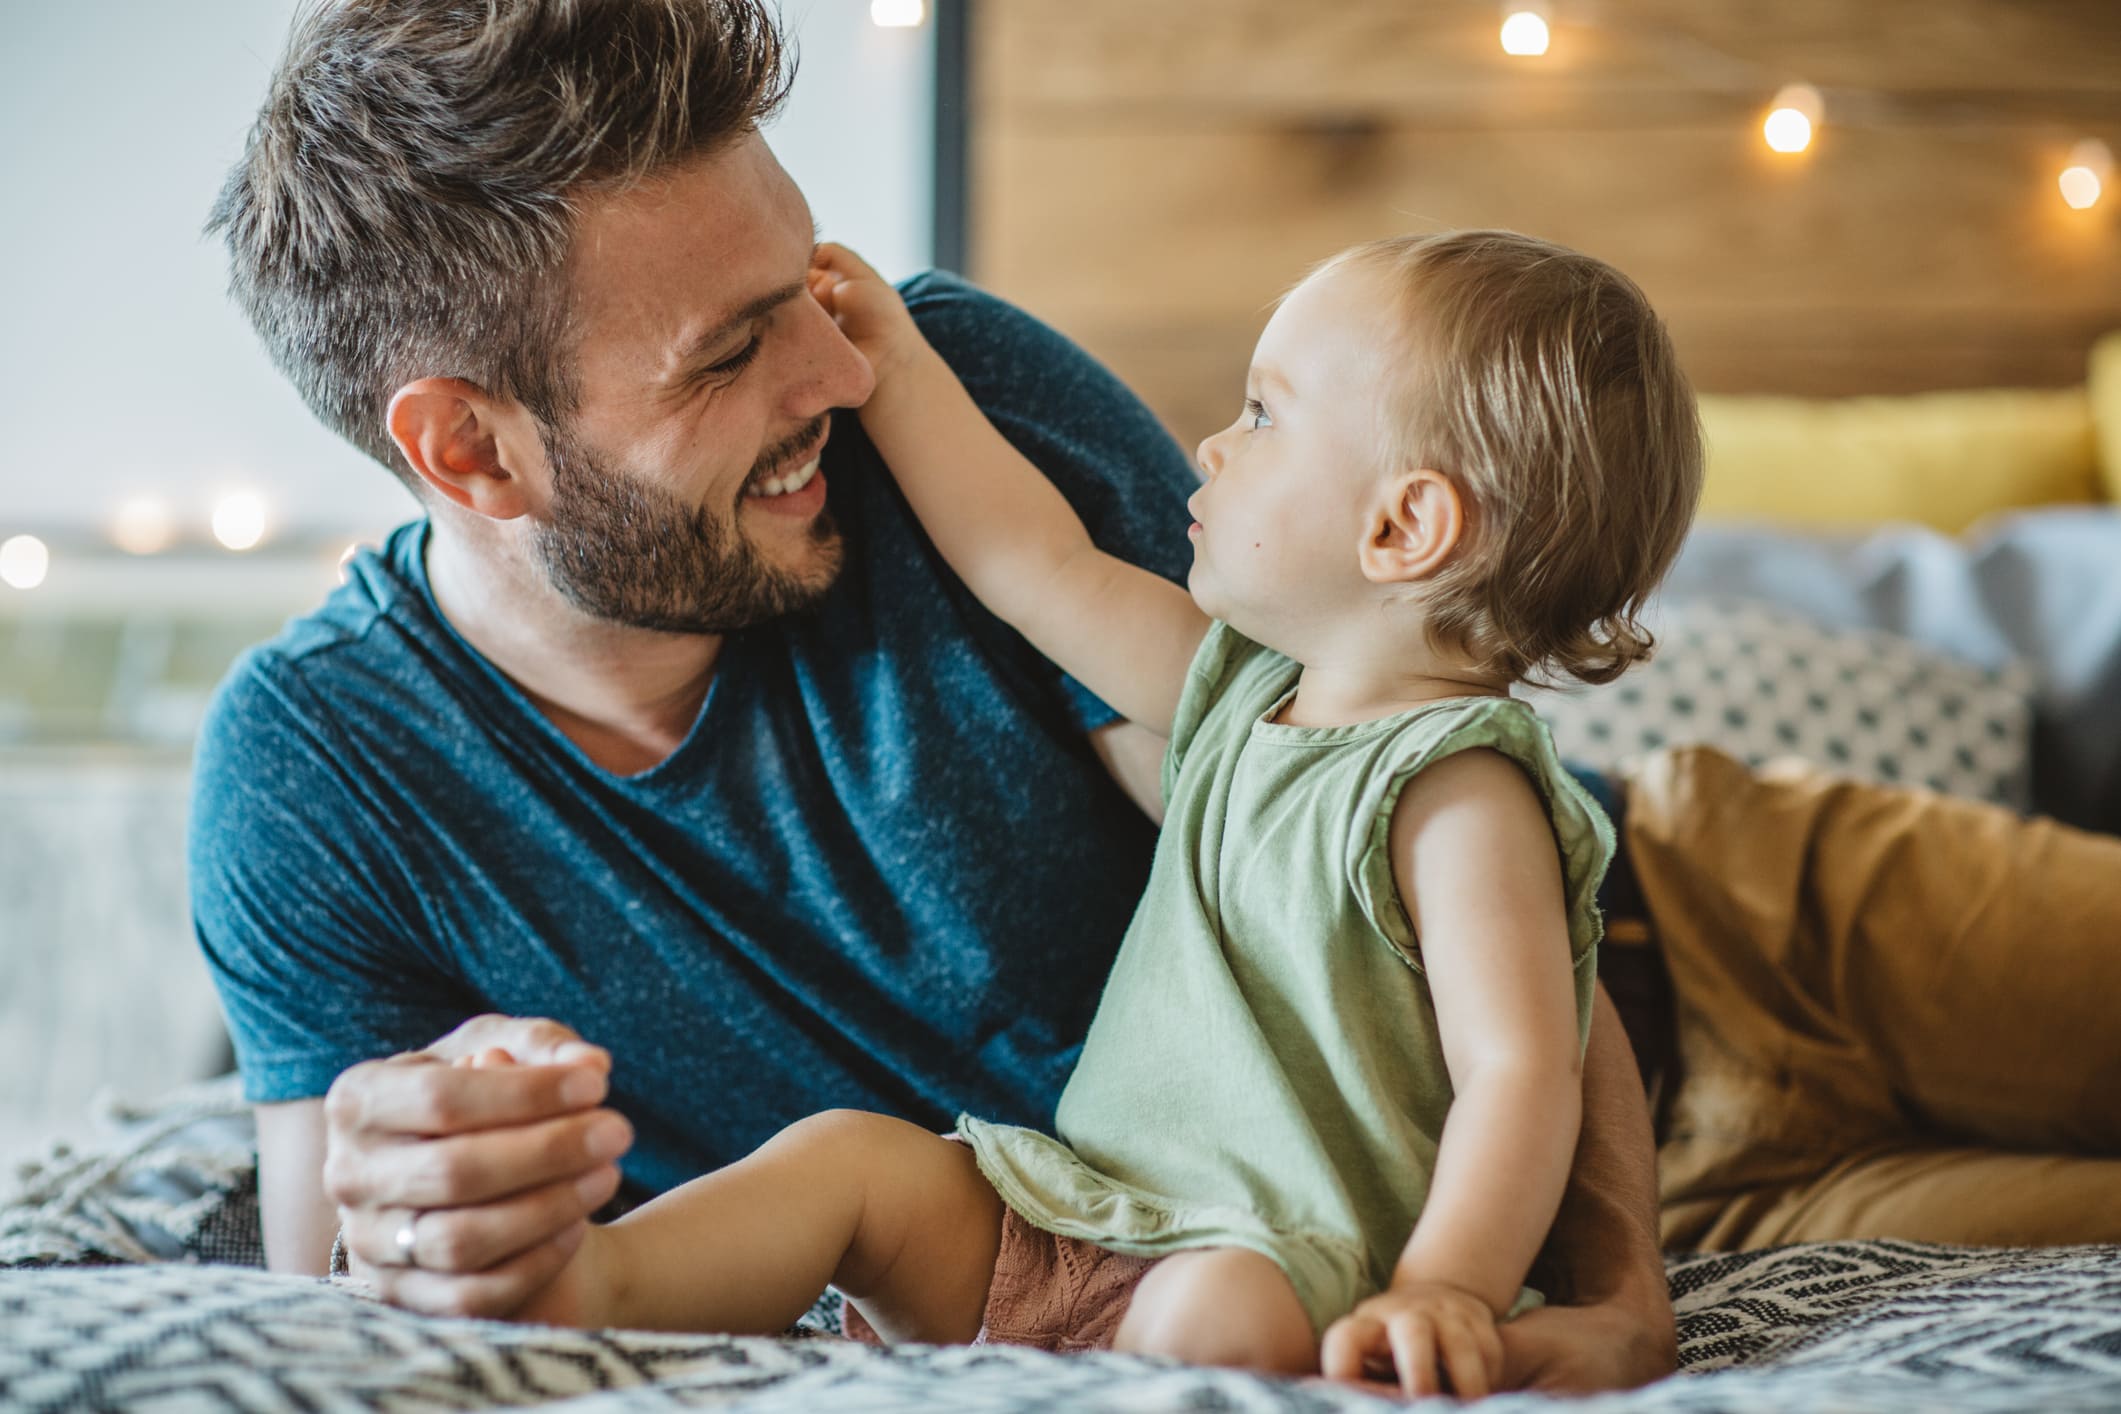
left=0, top=0, right=934, bottom=544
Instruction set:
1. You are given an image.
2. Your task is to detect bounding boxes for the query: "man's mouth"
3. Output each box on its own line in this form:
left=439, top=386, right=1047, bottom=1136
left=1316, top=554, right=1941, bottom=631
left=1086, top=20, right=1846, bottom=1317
left=744, top=454, right=822, bottom=500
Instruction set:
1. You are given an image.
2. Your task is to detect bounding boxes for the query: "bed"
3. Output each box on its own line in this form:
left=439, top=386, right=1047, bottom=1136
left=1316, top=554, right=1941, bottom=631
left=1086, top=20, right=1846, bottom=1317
left=4, top=1078, right=2119, bottom=1411
left=8, top=460, right=2121, bottom=1409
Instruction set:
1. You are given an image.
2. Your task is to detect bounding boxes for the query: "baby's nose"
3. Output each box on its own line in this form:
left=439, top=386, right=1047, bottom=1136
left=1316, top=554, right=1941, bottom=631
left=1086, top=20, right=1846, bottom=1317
left=1195, top=437, right=1221, bottom=481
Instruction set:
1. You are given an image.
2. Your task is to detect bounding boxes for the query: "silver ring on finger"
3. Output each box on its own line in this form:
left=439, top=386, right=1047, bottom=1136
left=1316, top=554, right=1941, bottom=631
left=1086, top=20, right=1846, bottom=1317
left=393, top=1211, right=423, bottom=1269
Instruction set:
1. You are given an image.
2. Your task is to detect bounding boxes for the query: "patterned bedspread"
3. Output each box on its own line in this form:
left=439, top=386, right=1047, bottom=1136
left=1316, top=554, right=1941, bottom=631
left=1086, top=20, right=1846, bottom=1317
left=5, top=1084, right=2119, bottom=1411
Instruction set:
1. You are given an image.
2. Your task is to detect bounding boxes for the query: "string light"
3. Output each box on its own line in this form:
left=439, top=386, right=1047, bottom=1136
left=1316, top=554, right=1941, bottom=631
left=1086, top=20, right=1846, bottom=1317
left=110, top=495, right=177, bottom=555
left=869, top=0, right=923, bottom=27
left=211, top=492, right=269, bottom=551
left=2059, top=139, right=2112, bottom=211
left=1500, top=10, right=1550, bottom=57
left=0, top=535, right=50, bottom=591
left=1763, top=84, right=1822, bottom=154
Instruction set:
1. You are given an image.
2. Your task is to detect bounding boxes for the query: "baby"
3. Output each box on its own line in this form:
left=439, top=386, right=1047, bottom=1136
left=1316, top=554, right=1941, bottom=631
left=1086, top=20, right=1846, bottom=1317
left=507, top=230, right=1702, bottom=1398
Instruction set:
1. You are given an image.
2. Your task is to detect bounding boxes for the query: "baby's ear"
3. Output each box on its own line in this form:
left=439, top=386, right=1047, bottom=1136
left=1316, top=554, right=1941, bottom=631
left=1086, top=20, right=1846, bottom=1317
left=1358, top=466, right=1464, bottom=586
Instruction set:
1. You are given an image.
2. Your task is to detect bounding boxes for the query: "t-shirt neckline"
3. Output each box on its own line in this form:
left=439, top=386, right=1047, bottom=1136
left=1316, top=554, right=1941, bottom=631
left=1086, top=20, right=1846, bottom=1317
left=402, top=518, right=730, bottom=788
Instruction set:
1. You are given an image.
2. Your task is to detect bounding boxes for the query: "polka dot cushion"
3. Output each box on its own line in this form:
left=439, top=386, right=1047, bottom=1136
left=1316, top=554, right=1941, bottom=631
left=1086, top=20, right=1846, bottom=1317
left=1522, top=599, right=2035, bottom=808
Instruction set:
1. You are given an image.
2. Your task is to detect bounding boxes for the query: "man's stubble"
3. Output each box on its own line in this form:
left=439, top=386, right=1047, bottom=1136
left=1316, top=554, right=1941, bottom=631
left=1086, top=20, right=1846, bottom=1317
left=529, top=415, right=843, bottom=635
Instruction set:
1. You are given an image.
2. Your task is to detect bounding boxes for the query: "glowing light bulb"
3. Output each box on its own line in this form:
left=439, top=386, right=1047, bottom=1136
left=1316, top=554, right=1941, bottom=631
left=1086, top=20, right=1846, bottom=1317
left=0, top=534, right=50, bottom=591
left=1763, top=108, right=1812, bottom=153
left=869, top=0, right=923, bottom=26
left=211, top=492, right=269, bottom=551
left=2060, top=140, right=2112, bottom=211
left=111, top=496, right=177, bottom=555
left=1500, top=11, right=1550, bottom=56
left=1762, top=84, right=1822, bottom=155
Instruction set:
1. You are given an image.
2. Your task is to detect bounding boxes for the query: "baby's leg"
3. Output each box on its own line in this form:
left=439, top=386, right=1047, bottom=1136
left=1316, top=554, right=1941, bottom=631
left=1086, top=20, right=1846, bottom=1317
left=1113, top=1248, right=1317, bottom=1375
left=594, top=1110, right=1003, bottom=1341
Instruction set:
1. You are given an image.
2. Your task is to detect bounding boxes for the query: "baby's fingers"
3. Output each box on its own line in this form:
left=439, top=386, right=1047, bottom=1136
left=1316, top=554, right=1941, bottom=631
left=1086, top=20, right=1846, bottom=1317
left=812, top=240, right=885, bottom=286
left=1318, top=1313, right=1387, bottom=1384
left=1437, top=1317, right=1501, bottom=1401
left=1387, top=1314, right=1441, bottom=1400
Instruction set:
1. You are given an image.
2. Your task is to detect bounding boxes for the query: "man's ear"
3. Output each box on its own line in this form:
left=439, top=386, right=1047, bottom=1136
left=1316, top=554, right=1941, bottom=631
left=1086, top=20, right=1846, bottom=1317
left=1359, top=466, right=1465, bottom=586
left=386, top=378, right=539, bottom=520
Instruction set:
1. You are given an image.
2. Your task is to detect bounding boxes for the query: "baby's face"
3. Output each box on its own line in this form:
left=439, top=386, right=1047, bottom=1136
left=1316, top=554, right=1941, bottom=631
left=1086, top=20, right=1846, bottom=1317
left=1186, top=261, right=1403, bottom=642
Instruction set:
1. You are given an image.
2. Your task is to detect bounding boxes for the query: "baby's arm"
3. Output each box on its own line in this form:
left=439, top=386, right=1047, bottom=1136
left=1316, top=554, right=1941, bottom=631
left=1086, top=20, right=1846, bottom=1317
left=812, top=245, right=1210, bottom=736
left=1320, top=749, right=1585, bottom=1399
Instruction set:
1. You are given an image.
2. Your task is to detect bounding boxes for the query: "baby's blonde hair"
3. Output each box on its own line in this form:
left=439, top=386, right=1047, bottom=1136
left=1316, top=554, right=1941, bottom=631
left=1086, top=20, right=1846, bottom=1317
left=1333, top=230, right=1703, bottom=687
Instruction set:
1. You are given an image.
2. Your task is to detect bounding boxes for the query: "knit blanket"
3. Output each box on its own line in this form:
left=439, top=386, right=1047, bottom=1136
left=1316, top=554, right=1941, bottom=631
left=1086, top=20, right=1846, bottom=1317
left=5, top=1081, right=2118, bottom=1411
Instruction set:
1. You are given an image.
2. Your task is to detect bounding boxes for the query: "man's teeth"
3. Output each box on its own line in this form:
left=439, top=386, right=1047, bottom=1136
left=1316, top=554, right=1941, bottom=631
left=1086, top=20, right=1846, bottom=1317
left=746, top=457, right=820, bottom=498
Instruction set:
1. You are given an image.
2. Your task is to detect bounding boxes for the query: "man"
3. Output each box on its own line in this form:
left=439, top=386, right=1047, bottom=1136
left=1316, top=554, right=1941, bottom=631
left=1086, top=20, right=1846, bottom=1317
left=196, top=0, right=2118, bottom=1390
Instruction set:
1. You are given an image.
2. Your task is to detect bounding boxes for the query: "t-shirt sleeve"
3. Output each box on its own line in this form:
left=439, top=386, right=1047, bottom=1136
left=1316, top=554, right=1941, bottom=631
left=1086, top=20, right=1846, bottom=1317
left=190, top=650, right=477, bottom=1103
left=900, top=271, right=1199, bottom=734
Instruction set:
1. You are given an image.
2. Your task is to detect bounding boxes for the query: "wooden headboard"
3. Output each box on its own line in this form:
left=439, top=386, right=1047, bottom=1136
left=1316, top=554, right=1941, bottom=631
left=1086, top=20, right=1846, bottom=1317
left=966, top=0, right=2121, bottom=447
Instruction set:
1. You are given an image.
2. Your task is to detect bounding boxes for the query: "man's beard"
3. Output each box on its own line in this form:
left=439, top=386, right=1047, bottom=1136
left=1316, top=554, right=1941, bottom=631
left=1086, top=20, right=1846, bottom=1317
left=529, top=417, right=843, bottom=635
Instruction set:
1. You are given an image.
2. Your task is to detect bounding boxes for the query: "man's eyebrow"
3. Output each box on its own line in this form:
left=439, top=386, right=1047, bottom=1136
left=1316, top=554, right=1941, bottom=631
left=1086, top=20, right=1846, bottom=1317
left=669, top=271, right=810, bottom=373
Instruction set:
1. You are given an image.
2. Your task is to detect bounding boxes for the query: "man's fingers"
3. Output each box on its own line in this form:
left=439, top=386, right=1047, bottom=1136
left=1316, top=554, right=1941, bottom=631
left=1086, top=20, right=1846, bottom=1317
left=346, top=1164, right=620, bottom=1275
left=1387, top=1315, right=1440, bottom=1400
left=332, top=1106, right=632, bottom=1209
left=331, top=1055, right=610, bottom=1140
left=368, top=1221, right=590, bottom=1322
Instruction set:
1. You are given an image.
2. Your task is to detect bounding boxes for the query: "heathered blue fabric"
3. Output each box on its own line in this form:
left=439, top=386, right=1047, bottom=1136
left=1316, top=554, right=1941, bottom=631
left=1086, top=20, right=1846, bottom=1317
left=189, top=272, right=1194, bottom=1198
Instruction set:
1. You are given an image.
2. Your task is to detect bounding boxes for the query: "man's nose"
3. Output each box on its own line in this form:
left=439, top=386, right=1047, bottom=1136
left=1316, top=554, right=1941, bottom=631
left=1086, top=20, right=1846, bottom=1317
left=788, top=294, right=877, bottom=416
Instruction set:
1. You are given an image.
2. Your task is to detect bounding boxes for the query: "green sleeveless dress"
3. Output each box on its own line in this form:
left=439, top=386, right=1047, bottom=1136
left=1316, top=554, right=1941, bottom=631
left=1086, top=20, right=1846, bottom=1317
left=958, top=622, right=1613, bottom=1334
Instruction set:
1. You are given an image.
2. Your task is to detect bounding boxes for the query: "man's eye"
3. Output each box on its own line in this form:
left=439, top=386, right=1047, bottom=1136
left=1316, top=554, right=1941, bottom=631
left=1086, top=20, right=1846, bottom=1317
left=705, top=337, right=761, bottom=379
left=1244, top=398, right=1273, bottom=432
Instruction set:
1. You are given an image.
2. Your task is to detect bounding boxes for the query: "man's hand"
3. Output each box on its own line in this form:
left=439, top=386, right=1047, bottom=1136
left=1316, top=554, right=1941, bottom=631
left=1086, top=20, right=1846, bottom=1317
left=1497, top=1288, right=1678, bottom=1393
left=323, top=1015, right=631, bottom=1319
left=808, top=241, right=926, bottom=385
left=1319, top=1279, right=1505, bottom=1400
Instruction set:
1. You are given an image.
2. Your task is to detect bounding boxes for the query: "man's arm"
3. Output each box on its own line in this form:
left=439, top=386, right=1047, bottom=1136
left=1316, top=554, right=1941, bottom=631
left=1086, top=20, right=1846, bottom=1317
left=258, top=1099, right=338, bottom=1273
left=1499, top=982, right=1676, bottom=1392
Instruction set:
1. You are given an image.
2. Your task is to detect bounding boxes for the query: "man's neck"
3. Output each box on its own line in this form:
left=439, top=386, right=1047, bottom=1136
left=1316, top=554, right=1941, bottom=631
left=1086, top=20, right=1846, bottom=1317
left=424, top=522, right=722, bottom=776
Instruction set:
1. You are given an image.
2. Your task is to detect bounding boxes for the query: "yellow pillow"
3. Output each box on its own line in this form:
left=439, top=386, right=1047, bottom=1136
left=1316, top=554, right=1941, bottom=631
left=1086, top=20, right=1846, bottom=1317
left=1696, top=388, right=2100, bottom=535
left=2090, top=330, right=2121, bottom=505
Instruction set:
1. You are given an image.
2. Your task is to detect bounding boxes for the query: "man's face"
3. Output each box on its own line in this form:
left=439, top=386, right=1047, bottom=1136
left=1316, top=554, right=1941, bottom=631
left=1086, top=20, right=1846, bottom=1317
left=528, top=134, right=876, bottom=634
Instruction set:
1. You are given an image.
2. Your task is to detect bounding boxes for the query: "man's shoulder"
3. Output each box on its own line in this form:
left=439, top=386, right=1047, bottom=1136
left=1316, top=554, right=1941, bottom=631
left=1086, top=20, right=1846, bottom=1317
left=896, top=268, right=1011, bottom=345
left=889, top=269, right=1194, bottom=515
left=895, top=270, right=1127, bottom=415
left=196, top=521, right=443, bottom=763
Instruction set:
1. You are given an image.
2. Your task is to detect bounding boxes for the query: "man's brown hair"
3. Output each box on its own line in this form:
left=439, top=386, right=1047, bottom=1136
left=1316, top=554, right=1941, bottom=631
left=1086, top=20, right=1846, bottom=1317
left=1341, top=230, right=1704, bottom=687
left=207, top=0, right=794, bottom=487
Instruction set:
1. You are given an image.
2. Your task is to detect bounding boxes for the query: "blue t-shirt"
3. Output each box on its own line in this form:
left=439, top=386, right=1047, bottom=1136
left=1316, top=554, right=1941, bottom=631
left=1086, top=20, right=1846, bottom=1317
left=189, top=273, right=1196, bottom=1197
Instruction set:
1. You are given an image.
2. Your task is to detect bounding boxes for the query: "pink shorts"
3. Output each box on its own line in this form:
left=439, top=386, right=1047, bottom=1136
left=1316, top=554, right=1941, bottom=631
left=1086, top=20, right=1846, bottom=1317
left=841, top=1203, right=1157, bottom=1353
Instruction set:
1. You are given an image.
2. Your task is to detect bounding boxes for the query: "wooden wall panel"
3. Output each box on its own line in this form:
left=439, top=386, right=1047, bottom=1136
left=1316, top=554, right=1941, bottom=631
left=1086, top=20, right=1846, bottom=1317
left=982, top=0, right=2121, bottom=115
left=969, top=0, right=2121, bottom=446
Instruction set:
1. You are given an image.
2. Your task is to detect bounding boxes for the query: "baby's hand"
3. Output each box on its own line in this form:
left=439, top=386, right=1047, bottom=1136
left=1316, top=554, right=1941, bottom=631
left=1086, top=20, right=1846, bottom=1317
left=810, top=242, right=927, bottom=384
left=1320, top=1279, right=1504, bottom=1400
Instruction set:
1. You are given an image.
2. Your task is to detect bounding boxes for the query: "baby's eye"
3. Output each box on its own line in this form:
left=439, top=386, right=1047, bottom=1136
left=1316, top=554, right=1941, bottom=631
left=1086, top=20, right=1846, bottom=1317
left=1243, top=398, right=1273, bottom=432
